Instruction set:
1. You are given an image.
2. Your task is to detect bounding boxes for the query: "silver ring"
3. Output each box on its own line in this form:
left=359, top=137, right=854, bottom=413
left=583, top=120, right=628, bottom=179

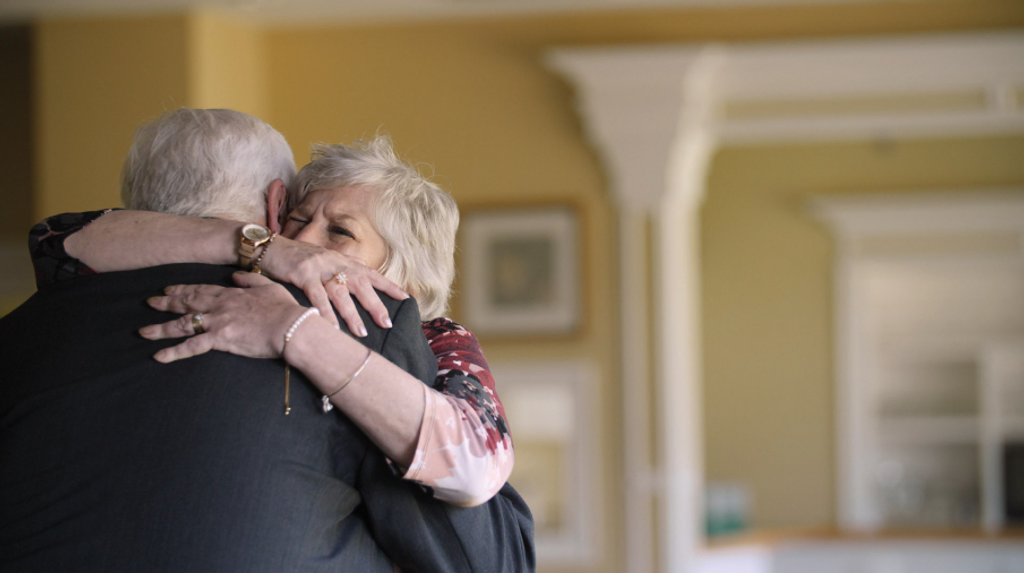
left=191, top=313, right=205, bottom=335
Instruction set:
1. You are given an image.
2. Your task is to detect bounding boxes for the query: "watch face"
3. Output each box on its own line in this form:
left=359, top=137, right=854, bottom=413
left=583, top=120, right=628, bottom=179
left=242, top=224, right=270, bottom=242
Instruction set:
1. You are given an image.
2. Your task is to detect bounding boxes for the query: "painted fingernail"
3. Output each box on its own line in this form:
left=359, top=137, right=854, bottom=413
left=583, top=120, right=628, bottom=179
left=358, top=325, right=368, bottom=338
left=383, top=317, right=393, bottom=328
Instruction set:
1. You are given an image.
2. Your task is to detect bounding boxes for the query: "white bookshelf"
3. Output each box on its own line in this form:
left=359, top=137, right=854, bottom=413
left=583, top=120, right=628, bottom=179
left=812, top=191, right=1024, bottom=533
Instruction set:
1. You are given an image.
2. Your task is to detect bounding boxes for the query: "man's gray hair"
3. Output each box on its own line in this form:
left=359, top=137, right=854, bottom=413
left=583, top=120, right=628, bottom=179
left=121, top=108, right=296, bottom=222
left=294, top=136, right=458, bottom=320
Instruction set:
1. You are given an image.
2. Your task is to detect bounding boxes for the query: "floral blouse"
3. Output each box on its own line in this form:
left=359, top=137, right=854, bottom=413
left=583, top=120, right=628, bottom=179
left=29, top=210, right=514, bottom=507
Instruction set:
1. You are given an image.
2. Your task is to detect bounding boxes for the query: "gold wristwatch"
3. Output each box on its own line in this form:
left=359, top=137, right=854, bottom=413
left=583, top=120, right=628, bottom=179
left=238, top=223, right=273, bottom=269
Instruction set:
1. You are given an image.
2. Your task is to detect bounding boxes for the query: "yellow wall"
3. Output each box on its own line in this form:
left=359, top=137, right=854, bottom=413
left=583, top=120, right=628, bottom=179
left=702, top=136, right=1024, bottom=528
left=34, top=13, right=271, bottom=221
left=189, top=12, right=268, bottom=117
left=34, top=15, right=191, bottom=220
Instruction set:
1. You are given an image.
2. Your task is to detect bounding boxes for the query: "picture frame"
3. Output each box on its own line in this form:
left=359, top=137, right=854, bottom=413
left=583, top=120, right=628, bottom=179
left=491, top=361, right=600, bottom=566
left=459, top=206, right=580, bottom=337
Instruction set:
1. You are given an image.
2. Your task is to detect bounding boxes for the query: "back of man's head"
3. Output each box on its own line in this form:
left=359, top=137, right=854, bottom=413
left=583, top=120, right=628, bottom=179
left=120, top=108, right=296, bottom=222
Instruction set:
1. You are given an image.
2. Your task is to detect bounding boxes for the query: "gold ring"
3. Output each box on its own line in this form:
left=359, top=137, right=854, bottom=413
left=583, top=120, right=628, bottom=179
left=192, top=313, right=205, bottom=335
left=333, top=272, right=347, bottom=286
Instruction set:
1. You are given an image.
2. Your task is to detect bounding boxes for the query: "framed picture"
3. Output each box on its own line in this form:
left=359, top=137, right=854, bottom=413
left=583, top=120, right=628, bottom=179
left=460, top=207, right=579, bottom=336
left=491, top=361, right=600, bottom=566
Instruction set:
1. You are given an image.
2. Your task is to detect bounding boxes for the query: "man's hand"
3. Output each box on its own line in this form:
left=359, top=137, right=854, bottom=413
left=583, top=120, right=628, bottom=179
left=259, top=236, right=409, bottom=336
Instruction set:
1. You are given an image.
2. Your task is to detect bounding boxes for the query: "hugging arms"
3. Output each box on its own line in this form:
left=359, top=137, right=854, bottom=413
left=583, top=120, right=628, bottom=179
left=32, top=139, right=514, bottom=508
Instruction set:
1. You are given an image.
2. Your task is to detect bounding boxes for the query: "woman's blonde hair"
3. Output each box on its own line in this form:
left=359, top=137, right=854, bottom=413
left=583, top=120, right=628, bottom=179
left=293, top=136, right=458, bottom=320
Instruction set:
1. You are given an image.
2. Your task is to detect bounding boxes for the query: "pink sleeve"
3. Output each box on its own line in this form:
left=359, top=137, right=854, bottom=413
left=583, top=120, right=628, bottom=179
left=403, top=385, right=514, bottom=507
left=404, top=319, right=515, bottom=506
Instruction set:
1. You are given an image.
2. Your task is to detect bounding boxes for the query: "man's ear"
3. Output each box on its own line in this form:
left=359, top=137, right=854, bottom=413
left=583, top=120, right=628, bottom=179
left=266, top=179, right=288, bottom=233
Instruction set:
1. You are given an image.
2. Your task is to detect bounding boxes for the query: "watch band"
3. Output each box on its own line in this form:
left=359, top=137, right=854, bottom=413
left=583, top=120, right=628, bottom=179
left=239, top=244, right=257, bottom=269
left=238, top=224, right=272, bottom=269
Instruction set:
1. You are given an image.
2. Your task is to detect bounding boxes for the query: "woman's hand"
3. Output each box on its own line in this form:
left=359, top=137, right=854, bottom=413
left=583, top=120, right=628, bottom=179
left=140, top=272, right=311, bottom=363
left=258, top=236, right=407, bottom=336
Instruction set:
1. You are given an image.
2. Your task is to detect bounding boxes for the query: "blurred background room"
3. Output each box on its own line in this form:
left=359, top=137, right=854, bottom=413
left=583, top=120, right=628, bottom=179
left=1, top=1, right=1023, bottom=571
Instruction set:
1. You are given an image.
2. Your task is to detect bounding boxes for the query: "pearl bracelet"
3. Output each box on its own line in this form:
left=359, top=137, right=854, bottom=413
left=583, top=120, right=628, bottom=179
left=281, top=307, right=320, bottom=415
left=284, top=308, right=320, bottom=345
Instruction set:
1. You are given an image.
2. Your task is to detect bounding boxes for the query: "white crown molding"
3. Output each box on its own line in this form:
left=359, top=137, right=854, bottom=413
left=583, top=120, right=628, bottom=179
left=810, top=190, right=1024, bottom=237
left=717, top=33, right=1024, bottom=144
left=717, top=33, right=1024, bottom=99
left=548, top=32, right=1024, bottom=209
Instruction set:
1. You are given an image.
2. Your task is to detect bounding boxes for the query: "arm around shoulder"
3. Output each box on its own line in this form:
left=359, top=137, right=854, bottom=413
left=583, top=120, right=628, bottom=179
left=405, top=319, right=515, bottom=506
left=64, top=210, right=240, bottom=272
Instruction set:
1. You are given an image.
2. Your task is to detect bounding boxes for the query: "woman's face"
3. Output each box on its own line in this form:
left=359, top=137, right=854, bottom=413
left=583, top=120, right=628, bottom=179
left=282, top=185, right=389, bottom=271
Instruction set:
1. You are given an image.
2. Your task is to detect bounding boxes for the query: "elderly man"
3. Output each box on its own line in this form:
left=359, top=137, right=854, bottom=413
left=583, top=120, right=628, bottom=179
left=0, top=109, right=532, bottom=572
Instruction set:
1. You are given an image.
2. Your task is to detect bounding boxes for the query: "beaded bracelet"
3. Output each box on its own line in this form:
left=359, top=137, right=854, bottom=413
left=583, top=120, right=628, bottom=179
left=281, top=308, right=320, bottom=415
left=250, top=232, right=278, bottom=274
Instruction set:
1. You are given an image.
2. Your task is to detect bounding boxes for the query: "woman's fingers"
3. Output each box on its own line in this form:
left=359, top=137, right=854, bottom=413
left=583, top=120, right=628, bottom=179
left=140, top=279, right=310, bottom=363
left=138, top=310, right=216, bottom=362
left=347, top=280, right=393, bottom=330
left=258, top=239, right=339, bottom=326
left=139, top=313, right=203, bottom=340
left=334, top=264, right=400, bottom=330
left=232, top=270, right=337, bottom=329
left=305, top=284, right=338, bottom=329
left=148, top=284, right=222, bottom=314
left=325, top=280, right=367, bottom=337
left=259, top=238, right=407, bottom=330
left=281, top=274, right=338, bottom=329
left=152, top=334, right=217, bottom=363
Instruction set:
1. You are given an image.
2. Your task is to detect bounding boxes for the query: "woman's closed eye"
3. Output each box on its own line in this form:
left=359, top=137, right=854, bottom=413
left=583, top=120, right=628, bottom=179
left=330, top=226, right=355, bottom=239
left=288, top=216, right=310, bottom=227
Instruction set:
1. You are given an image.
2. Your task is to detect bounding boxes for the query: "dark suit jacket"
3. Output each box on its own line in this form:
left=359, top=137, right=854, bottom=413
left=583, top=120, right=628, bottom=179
left=0, top=264, right=534, bottom=573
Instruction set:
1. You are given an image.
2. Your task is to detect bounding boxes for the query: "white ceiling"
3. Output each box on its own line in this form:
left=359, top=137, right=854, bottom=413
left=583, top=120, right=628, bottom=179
left=0, top=0, right=875, bottom=26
